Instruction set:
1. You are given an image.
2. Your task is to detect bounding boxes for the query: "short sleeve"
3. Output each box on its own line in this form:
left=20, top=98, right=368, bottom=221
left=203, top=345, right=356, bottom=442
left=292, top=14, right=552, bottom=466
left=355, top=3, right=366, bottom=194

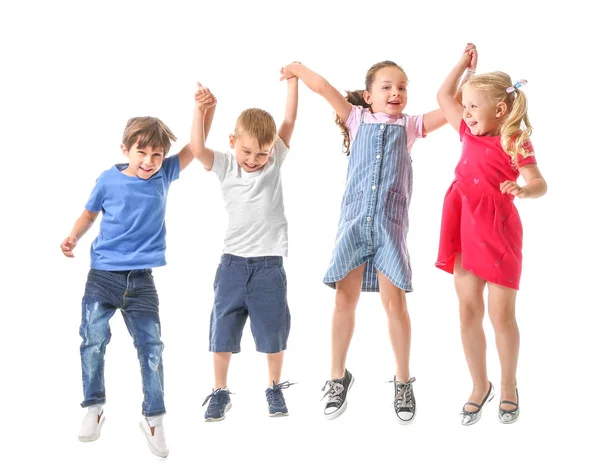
left=344, top=105, right=364, bottom=143
left=161, top=155, right=180, bottom=183
left=211, top=150, right=231, bottom=181
left=517, top=141, right=537, bottom=167
left=459, top=119, right=468, bottom=142
left=85, top=176, right=104, bottom=212
left=273, top=135, right=290, bottom=166
left=405, top=114, right=424, bottom=152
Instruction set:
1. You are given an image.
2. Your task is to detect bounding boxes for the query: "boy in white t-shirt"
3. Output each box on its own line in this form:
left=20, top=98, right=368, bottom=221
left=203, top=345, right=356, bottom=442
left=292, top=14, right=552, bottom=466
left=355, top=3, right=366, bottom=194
left=191, top=77, right=298, bottom=420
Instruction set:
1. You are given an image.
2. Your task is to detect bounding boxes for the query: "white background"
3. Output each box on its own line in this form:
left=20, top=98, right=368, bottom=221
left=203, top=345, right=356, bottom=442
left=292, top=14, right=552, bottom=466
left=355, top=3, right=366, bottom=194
left=2, top=0, right=598, bottom=471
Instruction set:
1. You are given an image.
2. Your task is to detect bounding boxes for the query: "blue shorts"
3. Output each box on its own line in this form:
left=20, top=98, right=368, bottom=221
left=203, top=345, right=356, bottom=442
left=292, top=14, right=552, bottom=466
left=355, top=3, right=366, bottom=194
left=209, top=254, right=291, bottom=354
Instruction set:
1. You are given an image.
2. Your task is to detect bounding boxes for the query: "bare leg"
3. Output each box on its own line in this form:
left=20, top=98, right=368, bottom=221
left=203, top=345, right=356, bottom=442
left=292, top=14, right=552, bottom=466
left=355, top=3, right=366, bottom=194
left=267, top=351, right=284, bottom=386
left=487, top=282, right=519, bottom=409
left=377, top=271, right=411, bottom=381
left=331, top=264, right=365, bottom=379
left=213, top=352, right=232, bottom=389
left=454, top=254, right=489, bottom=411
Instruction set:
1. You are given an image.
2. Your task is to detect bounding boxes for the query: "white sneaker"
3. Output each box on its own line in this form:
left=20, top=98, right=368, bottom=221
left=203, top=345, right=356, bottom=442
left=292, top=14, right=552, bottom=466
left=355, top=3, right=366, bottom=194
left=78, top=409, right=105, bottom=442
left=139, top=419, right=169, bottom=458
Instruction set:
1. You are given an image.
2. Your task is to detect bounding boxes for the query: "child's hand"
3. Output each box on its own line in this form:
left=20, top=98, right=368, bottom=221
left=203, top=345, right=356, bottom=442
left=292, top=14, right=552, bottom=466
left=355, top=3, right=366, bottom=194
left=195, top=82, right=217, bottom=111
left=61, top=236, right=78, bottom=257
left=280, top=63, right=300, bottom=81
left=500, top=180, right=527, bottom=198
left=466, top=43, right=478, bottom=69
left=461, top=43, right=477, bottom=69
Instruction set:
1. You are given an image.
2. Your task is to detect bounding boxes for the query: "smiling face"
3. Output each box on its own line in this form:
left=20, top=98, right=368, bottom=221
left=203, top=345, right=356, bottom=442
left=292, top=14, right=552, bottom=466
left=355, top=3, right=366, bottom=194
left=363, top=66, right=408, bottom=116
left=462, top=84, right=508, bottom=136
left=230, top=133, right=273, bottom=173
left=120, top=141, right=164, bottom=179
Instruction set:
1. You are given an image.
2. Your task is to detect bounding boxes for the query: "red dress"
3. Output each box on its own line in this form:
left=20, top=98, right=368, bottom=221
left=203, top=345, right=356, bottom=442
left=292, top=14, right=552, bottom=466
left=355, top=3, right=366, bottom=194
left=435, top=120, right=537, bottom=289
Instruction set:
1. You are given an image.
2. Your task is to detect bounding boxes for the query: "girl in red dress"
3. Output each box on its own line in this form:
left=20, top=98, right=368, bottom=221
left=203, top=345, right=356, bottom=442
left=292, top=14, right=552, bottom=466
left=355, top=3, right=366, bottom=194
left=436, top=44, right=547, bottom=425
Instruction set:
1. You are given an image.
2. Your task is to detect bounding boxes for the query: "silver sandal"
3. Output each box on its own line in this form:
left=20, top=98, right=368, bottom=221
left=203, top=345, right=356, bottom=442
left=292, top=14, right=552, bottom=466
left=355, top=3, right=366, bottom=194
left=460, top=382, right=495, bottom=426
left=498, top=388, right=520, bottom=424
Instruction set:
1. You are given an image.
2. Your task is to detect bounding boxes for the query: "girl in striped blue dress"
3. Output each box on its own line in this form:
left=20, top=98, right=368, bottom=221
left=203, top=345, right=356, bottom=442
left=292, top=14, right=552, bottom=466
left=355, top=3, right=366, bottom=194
left=281, top=61, right=446, bottom=422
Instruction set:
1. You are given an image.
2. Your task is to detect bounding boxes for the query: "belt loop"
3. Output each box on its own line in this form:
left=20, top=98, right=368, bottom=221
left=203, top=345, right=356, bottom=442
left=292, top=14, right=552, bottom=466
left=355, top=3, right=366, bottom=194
left=222, top=254, right=232, bottom=266
left=265, top=257, right=270, bottom=269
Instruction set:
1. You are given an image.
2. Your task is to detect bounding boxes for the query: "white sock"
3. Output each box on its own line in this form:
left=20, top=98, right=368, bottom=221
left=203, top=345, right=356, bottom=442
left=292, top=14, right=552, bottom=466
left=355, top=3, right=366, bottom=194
left=88, top=404, right=103, bottom=416
left=146, top=414, right=164, bottom=428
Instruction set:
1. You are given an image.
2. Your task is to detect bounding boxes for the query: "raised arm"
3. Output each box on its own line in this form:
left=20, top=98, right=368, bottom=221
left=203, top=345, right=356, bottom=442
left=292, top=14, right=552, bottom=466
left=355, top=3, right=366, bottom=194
left=191, top=83, right=216, bottom=171
left=281, top=62, right=352, bottom=123
left=60, top=209, right=99, bottom=257
left=437, top=44, right=477, bottom=133
left=278, top=77, right=298, bottom=148
left=422, top=109, right=447, bottom=135
left=179, top=100, right=216, bottom=172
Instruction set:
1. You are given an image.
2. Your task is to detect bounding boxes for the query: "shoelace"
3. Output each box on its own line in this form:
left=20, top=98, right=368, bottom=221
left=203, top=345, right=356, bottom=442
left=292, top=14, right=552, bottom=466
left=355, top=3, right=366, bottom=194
left=202, top=388, right=233, bottom=407
left=388, top=377, right=416, bottom=408
left=321, top=380, right=344, bottom=404
left=266, top=380, right=296, bottom=404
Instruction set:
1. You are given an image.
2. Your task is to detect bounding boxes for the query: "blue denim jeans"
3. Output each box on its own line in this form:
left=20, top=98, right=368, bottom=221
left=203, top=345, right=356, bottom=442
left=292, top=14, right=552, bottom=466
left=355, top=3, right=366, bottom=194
left=80, top=269, right=165, bottom=417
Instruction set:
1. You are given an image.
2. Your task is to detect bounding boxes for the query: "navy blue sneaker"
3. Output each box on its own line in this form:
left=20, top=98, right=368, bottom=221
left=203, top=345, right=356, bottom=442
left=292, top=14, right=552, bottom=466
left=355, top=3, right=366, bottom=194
left=265, top=381, right=295, bottom=417
left=202, top=388, right=232, bottom=422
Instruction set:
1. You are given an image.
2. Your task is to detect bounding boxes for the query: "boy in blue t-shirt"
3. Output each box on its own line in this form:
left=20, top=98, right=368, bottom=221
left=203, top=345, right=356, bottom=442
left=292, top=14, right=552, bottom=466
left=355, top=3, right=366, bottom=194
left=61, top=100, right=215, bottom=457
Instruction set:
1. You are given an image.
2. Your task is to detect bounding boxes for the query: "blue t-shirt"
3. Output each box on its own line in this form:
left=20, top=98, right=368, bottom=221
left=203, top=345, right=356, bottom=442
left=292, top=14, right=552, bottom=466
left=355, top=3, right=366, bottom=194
left=85, top=155, right=180, bottom=270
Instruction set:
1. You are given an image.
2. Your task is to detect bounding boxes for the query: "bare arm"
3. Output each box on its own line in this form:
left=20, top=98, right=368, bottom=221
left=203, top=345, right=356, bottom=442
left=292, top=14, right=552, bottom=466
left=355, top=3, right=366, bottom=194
left=60, top=209, right=99, bottom=257
left=191, top=84, right=216, bottom=171
left=500, top=164, right=547, bottom=199
left=204, top=103, right=216, bottom=138
left=422, top=109, right=447, bottom=135
left=177, top=144, right=193, bottom=171
left=281, top=62, right=352, bottom=123
left=454, top=68, right=476, bottom=106
left=454, top=47, right=477, bottom=106
left=278, top=77, right=298, bottom=148
left=437, top=44, right=477, bottom=133
left=180, top=103, right=216, bottom=171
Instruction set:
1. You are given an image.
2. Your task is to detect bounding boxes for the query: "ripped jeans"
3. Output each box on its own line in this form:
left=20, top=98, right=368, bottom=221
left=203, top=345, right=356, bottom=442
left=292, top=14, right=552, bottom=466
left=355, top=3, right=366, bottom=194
left=80, top=268, right=165, bottom=417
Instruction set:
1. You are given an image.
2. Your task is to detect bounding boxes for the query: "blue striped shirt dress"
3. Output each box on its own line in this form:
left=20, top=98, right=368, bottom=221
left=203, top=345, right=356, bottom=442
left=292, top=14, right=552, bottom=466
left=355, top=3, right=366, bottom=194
left=323, top=106, right=423, bottom=293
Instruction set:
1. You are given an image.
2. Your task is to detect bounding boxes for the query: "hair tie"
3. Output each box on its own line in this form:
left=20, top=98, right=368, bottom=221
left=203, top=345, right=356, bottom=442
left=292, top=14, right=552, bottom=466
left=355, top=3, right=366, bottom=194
left=506, top=79, right=527, bottom=94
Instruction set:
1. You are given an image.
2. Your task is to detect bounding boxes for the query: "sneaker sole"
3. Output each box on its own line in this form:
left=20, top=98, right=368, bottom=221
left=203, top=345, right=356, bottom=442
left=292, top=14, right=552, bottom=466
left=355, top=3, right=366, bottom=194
left=139, top=422, right=169, bottom=458
left=205, top=402, right=232, bottom=422
left=268, top=410, right=289, bottom=417
left=396, top=405, right=417, bottom=425
left=324, top=376, right=355, bottom=420
left=78, top=416, right=105, bottom=442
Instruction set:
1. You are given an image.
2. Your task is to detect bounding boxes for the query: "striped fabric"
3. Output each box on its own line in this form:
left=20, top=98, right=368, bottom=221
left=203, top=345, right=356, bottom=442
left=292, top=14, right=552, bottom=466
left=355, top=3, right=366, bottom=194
left=324, top=110, right=414, bottom=292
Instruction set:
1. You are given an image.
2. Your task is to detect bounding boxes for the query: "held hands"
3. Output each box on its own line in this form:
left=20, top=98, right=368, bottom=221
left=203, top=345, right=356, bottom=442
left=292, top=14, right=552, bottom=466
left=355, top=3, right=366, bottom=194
left=280, top=62, right=300, bottom=81
left=461, top=43, right=478, bottom=70
left=500, top=180, right=527, bottom=198
left=61, top=236, right=78, bottom=258
left=195, top=82, right=216, bottom=112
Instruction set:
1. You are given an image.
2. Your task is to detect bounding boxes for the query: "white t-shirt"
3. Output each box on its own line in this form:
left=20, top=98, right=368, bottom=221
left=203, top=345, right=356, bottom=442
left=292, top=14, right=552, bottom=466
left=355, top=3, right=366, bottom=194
left=211, top=136, right=289, bottom=257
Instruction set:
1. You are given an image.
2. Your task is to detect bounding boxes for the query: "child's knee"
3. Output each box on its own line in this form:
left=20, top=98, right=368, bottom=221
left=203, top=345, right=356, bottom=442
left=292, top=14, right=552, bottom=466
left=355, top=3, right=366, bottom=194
left=458, top=297, right=485, bottom=324
left=80, top=321, right=111, bottom=346
left=381, top=296, right=408, bottom=320
left=489, top=311, right=517, bottom=333
left=377, top=274, right=409, bottom=317
left=334, top=290, right=359, bottom=312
